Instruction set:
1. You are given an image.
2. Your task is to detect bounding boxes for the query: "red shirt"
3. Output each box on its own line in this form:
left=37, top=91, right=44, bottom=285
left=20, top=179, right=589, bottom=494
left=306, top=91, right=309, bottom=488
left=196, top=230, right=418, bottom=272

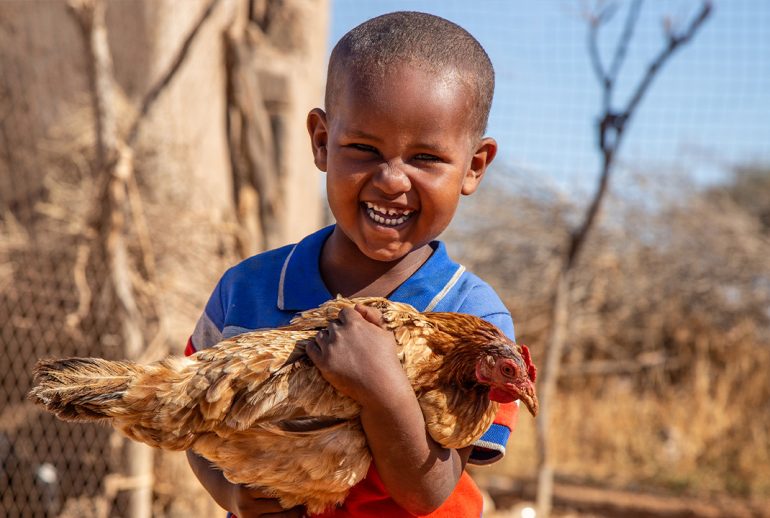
left=308, top=402, right=519, bottom=517
left=311, top=465, right=484, bottom=518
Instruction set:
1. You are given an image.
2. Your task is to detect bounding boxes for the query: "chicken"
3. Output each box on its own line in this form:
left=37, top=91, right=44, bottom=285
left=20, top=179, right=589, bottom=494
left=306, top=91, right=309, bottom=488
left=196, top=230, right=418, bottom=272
left=30, top=297, right=537, bottom=514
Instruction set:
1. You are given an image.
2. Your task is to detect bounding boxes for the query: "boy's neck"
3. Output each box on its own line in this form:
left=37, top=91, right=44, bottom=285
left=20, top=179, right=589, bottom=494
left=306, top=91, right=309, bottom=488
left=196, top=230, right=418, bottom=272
left=319, top=229, right=434, bottom=298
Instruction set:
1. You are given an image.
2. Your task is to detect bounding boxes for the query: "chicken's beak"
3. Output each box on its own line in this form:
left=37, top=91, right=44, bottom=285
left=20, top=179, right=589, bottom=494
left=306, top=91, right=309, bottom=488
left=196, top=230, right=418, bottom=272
left=521, top=384, right=538, bottom=417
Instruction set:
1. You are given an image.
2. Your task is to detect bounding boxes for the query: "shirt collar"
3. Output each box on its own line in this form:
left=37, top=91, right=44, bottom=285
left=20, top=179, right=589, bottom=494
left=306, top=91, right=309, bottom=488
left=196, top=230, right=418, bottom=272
left=277, top=225, right=464, bottom=312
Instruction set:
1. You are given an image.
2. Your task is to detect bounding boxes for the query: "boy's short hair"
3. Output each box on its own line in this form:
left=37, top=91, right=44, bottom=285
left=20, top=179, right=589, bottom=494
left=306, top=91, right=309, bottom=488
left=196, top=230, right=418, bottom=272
left=326, top=11, right=495, bottom=138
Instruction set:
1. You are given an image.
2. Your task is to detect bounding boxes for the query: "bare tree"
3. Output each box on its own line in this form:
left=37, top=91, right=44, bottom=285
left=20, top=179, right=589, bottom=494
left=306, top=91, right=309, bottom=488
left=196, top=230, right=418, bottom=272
left=534, top=1, right=712, bottom=515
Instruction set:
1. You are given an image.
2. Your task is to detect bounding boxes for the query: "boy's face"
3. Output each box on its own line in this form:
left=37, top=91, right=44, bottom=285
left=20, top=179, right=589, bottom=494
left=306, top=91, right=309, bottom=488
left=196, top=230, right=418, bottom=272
left=308, top=63, right=497, bottom=263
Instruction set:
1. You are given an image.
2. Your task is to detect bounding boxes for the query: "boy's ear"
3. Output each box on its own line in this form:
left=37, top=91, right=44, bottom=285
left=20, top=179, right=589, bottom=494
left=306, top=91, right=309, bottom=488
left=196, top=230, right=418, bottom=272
left=461, top=137, right=497, bottom=195
left=307, top=108, right=329, bottom=171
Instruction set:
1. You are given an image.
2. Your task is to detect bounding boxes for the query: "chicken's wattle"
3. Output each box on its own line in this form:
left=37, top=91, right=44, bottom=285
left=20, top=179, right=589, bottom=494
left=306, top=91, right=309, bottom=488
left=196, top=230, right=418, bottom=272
left=488, top=386, right=520, bottom=404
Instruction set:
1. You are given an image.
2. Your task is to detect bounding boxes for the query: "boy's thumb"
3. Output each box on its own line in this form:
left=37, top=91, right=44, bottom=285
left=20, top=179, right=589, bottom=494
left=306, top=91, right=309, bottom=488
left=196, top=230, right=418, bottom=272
left=353, top=303, right=386, bottom=328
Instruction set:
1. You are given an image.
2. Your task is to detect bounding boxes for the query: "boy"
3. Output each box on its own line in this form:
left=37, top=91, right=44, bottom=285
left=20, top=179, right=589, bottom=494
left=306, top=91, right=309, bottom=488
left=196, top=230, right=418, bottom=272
left=186, top=11, right=519, bottom=518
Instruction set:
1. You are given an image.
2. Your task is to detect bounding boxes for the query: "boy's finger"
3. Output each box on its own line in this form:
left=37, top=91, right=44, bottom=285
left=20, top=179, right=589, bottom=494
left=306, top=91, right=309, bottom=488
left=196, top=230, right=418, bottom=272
left=337, top=306, right=360, bottom=325
left=354, top=303, right=385, bottom=327
left=252, top=498, right=286, bottom=512
left=241, top=486, right=277, bottom=499
left=315, top=328, right=330, bottom=344
left=306, top=331, right=326, bottom=362
left=263, top=506, right=307, bottom=517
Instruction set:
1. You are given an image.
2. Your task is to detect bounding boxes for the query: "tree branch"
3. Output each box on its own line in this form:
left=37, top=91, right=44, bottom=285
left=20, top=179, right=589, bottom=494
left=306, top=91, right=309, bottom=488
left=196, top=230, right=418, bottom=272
left=570, top=1, right=712, bottom=271
left=623, top=1, right=712, bottom=122
left=607, top=0, right=643, bottom=83
left=588, top=15, right=609, bottom=111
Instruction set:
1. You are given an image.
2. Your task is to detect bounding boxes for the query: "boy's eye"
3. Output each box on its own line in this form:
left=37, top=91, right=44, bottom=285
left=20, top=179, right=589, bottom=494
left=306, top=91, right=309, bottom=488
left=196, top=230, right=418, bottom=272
left=348, top=143, right=378, bottom=154
left=414, top=153, right=442, bottom=162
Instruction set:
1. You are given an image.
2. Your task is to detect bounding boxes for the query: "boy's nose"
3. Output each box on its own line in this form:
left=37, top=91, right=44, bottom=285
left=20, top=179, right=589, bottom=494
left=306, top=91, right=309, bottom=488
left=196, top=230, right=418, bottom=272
left=372, top=162, right=411, bottom=195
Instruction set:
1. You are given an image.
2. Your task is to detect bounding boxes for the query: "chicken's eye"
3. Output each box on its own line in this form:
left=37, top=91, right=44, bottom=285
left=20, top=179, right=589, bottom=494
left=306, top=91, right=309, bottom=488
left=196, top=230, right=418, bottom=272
left=501, top=363, right=516, bottom=377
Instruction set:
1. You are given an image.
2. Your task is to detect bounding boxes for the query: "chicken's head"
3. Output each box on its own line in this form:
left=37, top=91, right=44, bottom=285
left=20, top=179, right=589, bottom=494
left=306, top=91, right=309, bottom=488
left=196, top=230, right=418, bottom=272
left=475, top=344, right=538, bottom=416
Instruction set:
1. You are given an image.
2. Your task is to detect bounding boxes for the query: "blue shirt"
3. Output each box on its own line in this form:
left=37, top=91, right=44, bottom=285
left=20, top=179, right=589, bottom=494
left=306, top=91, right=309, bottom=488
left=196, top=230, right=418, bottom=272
left=189, top=224, right=516, bottom=463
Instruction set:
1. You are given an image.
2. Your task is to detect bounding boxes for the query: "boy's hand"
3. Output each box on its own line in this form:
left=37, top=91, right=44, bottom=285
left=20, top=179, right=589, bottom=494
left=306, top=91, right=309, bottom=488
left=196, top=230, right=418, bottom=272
left=186, top=450, right=305, bottom=518
left=308, top=304, right=408, bottom=406
left=229, top=484, right=306, bottom=517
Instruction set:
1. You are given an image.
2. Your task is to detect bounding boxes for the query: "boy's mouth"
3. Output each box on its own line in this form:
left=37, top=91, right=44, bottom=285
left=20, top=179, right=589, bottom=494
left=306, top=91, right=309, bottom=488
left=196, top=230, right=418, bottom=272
left=363, top=202, right=415, bottom=228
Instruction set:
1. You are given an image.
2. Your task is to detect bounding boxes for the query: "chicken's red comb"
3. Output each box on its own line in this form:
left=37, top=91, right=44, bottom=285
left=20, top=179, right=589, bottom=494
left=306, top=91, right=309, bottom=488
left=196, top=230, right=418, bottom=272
left=520, top=344, right=536, bottom=382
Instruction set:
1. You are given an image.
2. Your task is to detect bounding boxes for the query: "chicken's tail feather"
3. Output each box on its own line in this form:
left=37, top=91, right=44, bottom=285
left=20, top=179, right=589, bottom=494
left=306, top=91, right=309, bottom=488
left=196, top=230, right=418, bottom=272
left=30, top=357, right=143, bottom=422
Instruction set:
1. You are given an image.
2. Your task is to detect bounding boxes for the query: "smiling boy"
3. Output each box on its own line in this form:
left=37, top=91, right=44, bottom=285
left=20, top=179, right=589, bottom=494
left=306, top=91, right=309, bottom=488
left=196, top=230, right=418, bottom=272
left=186, top=11, right=519, bottom=518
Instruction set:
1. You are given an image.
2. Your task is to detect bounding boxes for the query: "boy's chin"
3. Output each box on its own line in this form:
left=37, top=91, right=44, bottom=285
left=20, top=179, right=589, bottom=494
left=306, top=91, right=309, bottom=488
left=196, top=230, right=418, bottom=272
left=359, top=246, right=413, bottom=263
left=356, top=241, right=433, bottom=264
left=333, top=224, right=431, bottom=263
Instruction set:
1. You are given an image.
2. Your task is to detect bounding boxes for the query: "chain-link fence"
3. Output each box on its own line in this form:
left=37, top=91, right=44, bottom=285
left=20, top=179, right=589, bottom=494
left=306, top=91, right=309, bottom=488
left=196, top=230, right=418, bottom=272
left=1, top=177, right=129, bottom=517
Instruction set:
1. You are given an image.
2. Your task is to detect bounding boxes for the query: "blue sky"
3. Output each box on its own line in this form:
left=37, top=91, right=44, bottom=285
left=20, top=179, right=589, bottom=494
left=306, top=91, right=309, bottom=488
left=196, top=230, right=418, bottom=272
left=328, top=1, right=770, bottom=192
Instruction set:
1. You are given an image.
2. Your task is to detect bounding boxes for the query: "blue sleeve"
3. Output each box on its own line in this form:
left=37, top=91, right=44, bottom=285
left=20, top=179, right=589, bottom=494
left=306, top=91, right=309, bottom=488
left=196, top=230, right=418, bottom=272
left=458, top=284, right=516, bottom=341
left=189, top=276, right=227, bottom=352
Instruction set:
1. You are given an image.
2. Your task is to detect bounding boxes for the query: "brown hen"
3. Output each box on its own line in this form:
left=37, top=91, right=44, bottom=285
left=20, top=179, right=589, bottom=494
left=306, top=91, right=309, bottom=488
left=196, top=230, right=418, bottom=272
left=30, top=297, right=537, bottom=514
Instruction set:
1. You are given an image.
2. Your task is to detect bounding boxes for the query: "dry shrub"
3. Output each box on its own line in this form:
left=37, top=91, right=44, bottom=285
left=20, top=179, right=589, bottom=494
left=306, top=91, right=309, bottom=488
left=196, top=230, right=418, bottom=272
left=449, top=167, right=770, bottom=498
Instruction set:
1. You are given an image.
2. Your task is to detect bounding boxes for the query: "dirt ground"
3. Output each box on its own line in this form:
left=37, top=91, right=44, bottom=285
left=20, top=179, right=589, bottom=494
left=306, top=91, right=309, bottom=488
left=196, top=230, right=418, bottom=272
left=477, top=476, right=770, bottom=518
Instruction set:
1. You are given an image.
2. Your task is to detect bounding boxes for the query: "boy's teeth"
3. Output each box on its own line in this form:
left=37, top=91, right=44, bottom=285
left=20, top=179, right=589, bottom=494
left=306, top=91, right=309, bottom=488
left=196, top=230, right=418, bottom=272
left=364, top=202, right=413, bottom=216
left=364, top=202, right=413, bottom=227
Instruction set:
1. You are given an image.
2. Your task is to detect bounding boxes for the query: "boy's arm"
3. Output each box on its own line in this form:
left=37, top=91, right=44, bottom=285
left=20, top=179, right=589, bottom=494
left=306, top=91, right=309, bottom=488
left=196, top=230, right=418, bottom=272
left=186, top=450, right=305, bottom=518
left=308, top=305, right=469, bottom=515
left=359, top=384, right=474, bottom=513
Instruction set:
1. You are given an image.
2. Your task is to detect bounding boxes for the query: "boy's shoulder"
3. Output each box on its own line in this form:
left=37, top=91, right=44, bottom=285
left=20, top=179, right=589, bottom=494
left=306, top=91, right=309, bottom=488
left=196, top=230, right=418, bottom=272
left=220, top=241, right=295, bottom=287
left=390, top=240, right=515, bottom=339
left=413, top=241, right=506, bottom=313
left=443, top=267, right=515, bottom=339
left=205, top=227, right=333, bottom=332
left=219, top=225, right=333, bottom=293
left=451, top=269, right=510, bottom=315
left=189, top=229, right=330, bottom=354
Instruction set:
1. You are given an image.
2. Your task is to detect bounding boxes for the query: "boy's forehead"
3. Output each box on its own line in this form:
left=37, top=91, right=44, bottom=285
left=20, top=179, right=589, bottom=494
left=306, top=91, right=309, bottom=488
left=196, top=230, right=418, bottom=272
left=326, top=55, right=488, bottom=139
left=336, top=61, right=472, bottom=109
left=329, top=64, right=479, bottom=147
